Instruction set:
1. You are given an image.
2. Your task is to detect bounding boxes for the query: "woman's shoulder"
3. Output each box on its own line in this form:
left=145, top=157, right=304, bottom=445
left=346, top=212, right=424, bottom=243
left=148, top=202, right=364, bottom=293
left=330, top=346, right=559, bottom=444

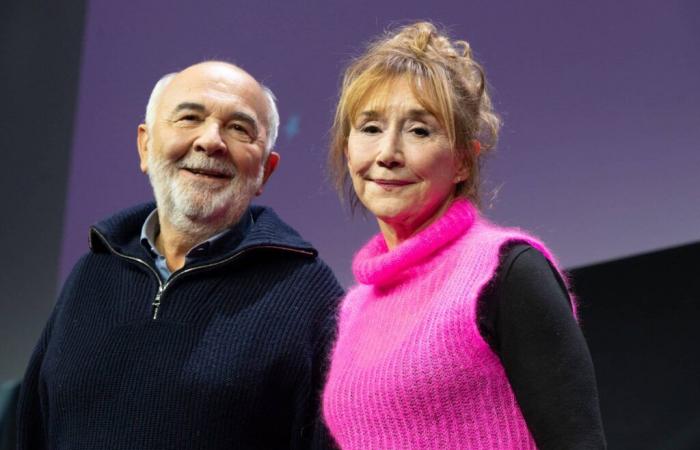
left=336, top=283, right=373, bottom=323
left=478, top=243, right=574, bottom=351
left=498, top=244, right=563, bottom=284
left=468, top=216, right=556, bottom=258
left=485, top=242, right=572, bottom=316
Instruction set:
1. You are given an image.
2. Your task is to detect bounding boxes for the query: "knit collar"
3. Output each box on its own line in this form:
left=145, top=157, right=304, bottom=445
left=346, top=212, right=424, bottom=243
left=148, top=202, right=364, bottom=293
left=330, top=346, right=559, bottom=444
left=89, top=202, right=317, bottom=262
left=352, top=199, right=477, bottom=286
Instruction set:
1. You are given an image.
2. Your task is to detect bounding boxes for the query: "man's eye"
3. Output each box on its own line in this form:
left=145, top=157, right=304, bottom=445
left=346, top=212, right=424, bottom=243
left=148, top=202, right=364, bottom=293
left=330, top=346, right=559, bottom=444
left=178, top=114, right=201, bottom=122
left=228, top=123, right=250, bottom=134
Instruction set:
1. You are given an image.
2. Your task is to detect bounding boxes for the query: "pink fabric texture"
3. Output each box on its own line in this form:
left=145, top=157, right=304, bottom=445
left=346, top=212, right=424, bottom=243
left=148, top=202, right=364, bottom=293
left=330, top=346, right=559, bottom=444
left=323, top=199, right=571, bottom=449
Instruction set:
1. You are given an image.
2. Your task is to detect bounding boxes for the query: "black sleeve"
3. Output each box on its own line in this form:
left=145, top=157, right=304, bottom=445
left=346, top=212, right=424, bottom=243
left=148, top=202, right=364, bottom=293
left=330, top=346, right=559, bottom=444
left=307, top=304, right=342, bottom=450
left=15, top=314, right=52, bottom=450
left=294, top=267, right=343, bottom=450
left=16, top=255, right=87, bottom=450
left=478, top=244, right=607, bottom=450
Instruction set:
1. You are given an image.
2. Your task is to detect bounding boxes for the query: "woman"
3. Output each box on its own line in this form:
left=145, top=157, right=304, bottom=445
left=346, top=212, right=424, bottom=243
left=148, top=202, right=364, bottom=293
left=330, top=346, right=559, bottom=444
left=322, top=22, right=606, bottom=449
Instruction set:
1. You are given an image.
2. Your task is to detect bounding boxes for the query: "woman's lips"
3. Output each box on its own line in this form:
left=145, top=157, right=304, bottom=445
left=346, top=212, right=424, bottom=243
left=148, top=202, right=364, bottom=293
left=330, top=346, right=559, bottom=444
left=370, top=179, right=415, bottom=189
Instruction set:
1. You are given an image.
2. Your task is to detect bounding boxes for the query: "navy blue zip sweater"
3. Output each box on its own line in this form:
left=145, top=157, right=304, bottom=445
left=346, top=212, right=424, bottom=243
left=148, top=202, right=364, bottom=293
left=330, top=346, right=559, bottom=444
left=16, top=203, right=344, bottom=450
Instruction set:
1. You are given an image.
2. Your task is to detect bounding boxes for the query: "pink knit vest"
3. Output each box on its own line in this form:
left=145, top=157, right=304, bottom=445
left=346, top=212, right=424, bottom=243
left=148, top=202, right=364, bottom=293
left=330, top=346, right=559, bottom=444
left=323, top=199, right=572, bottom=449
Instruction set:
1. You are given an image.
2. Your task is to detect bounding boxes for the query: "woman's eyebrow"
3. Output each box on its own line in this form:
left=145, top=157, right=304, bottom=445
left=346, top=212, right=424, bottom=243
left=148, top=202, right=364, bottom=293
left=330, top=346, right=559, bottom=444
left=406, top=108, right=432, bottom=120
left=357, top=108, right=432, bottom=120
left=357, top=110, right=380, bottom=120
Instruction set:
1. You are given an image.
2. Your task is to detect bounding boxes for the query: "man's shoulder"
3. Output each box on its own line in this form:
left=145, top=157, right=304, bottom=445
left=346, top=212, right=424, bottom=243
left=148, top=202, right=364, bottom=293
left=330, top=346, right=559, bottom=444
left=247, top=204, right=343, bottom=292
left=88, top=202, right=156, bottom=254
left=246, top=204, right=315, bottom=252
left=56, top=202, right=153, bottom=295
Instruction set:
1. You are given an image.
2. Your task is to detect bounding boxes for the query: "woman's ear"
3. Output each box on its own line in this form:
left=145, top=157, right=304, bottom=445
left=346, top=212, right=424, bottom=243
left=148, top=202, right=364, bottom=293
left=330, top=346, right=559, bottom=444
left=455, top=140, right=481, bottom=182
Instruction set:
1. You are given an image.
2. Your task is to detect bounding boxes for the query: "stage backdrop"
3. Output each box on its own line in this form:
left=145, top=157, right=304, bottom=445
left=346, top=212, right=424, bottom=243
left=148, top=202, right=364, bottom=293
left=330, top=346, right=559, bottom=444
left=61, top=0, right=700, bottom=287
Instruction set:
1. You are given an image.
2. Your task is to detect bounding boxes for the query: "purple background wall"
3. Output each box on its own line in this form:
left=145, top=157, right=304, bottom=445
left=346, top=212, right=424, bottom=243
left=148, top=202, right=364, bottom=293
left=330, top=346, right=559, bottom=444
left=61, top=0, right=700, bottom=287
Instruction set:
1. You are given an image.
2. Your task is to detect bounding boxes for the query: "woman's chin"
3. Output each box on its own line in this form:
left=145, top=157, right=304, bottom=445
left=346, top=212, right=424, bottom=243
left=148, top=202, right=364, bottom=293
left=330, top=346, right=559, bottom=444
left=373, top=208, right=428, bottom=235
left=364, top=200, right=413, bottom=223
left=367, top=197, right=454, bottom=238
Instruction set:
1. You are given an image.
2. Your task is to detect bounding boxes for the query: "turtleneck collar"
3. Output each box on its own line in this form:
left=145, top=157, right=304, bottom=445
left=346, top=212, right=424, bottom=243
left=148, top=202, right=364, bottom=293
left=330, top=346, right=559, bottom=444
left=352, top=199, right=477, bottom=286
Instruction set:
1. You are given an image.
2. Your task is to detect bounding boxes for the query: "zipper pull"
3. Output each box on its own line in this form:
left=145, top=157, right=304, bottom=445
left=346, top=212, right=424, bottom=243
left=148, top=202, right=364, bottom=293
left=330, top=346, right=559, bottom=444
left=152, top=287, right=164, bottom=320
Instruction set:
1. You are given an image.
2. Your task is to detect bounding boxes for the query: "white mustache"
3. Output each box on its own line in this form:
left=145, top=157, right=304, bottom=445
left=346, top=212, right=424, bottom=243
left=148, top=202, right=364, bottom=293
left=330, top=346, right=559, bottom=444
left=176, top=154, right=236, bottom=178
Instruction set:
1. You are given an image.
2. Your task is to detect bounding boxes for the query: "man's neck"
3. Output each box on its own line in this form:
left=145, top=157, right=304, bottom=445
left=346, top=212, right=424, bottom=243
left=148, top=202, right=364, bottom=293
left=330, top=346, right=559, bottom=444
left=155, top=217, right=224, bottom=272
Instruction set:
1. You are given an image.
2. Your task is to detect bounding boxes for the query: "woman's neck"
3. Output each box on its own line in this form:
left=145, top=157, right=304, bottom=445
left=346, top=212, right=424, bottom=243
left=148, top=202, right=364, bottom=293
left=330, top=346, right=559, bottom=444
left=377, top=195, right=456, bottom=250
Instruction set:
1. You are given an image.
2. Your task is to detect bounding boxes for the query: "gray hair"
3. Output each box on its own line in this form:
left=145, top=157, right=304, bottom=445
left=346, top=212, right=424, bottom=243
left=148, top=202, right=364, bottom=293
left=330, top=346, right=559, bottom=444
left=144, top=72, right=177, bottom=133
left=144, top=70, right=280, bottom=154
left=260, top=85, right=279, bottom=153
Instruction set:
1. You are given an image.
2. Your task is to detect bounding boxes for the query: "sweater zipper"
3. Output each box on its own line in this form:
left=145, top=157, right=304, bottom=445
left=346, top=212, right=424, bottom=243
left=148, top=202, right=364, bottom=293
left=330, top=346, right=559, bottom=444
left=90, top=229, right=314, bottom=320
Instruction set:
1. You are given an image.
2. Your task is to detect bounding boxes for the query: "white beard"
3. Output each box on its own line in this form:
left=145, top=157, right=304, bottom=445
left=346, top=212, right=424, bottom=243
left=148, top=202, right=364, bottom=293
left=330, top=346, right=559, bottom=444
left=146, top=147, right=263, bottom=239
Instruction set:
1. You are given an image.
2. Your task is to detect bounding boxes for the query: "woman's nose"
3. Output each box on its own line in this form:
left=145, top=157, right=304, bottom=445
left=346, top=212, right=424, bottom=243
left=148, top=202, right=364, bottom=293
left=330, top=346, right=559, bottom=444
left=376, top=131, right=404, bottom=169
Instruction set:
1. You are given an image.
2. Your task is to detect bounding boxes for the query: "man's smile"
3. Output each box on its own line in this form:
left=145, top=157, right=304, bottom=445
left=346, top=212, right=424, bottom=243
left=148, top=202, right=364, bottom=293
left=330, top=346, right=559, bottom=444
left=181, top=167, right=233, bottom=180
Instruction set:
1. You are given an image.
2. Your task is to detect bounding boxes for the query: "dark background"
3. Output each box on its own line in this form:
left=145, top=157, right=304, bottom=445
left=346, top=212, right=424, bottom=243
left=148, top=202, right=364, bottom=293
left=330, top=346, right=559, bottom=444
left=1, top=1, right=698, bottom=448
left=570, top=243, right=700, bottom=449
left=1, top=0, right=86, bottom=391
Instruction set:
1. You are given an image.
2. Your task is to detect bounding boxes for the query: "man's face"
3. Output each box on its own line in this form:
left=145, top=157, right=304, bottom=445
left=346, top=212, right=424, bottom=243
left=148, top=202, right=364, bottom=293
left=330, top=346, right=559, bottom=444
left=137, top=63, right=278, bottom=232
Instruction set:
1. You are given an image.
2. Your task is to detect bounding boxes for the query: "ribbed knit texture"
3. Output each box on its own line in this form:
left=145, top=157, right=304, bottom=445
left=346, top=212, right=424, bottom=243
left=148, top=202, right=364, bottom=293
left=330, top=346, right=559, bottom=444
left=323, top=199, right=570, bottom=450
left=17, top=203, right=343, bottom=450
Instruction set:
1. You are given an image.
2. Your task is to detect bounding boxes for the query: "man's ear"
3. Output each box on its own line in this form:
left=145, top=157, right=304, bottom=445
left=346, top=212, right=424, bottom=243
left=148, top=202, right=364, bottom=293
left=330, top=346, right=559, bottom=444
left=256, top=151, right=280, bottom=196
left=137, top=124, right=149, bottom=173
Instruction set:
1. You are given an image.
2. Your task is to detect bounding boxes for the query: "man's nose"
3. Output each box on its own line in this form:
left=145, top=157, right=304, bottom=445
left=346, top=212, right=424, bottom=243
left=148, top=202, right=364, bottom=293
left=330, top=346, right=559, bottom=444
left=193, top=121, right=227, bottom=155
left=376, top=130, right=404, bottom=169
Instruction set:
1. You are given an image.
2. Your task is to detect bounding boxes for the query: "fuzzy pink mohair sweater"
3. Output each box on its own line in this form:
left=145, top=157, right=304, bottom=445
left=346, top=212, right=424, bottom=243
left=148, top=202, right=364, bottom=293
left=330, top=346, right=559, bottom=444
left=323, top=199, right=572, bottom=450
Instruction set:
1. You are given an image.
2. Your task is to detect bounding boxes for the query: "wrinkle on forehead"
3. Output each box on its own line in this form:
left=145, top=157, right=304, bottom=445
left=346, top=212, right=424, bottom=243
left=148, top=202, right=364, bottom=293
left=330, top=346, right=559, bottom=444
left=354, top=78, right=435, bottom=122
left=159, top=62, right=268, bottom=127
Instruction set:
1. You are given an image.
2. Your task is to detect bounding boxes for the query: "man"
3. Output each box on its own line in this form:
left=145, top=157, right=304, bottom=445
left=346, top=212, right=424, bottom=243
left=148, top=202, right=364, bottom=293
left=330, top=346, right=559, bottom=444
left=17, top=61, right=343, bottom=449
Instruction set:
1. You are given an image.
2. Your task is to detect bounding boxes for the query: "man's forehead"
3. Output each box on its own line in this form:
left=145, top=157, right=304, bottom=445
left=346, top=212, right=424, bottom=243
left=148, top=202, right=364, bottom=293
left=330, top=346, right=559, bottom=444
left=160, top=63, right=266, bottom=117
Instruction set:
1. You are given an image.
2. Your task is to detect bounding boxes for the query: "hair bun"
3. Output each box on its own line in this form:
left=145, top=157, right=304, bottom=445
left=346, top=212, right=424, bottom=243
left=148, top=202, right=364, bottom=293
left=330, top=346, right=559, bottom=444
left=456, top=40, right=472, bottom=59
left=410, top=22, right=436, bottom=53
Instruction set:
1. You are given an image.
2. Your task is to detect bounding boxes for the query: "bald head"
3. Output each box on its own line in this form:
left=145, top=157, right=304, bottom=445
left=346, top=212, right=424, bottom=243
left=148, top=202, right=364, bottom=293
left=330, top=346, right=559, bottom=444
left=144, top=61, right=279, bottom=153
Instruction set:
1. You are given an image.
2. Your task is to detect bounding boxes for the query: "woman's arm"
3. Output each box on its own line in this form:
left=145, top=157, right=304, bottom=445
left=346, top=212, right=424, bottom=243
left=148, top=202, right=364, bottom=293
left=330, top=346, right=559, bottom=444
left=479, top=245, right=607, bottom=450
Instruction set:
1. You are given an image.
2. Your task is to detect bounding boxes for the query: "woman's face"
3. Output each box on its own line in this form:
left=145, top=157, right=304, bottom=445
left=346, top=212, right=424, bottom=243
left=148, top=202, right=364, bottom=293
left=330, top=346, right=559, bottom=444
left=346, top=78, right=466, bottom=237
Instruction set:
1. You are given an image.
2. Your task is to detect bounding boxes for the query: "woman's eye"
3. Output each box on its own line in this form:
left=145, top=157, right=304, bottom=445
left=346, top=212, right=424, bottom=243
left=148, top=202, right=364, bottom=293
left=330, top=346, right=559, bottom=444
left=360, top=125, right=381, bottom=134
left=411, top=127, right=430, bottom=137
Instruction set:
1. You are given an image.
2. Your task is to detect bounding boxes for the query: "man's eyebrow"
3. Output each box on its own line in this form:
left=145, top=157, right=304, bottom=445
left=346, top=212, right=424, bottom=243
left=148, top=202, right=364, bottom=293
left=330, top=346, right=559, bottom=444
left=229, top=111, right=259, bottom=135
left=172, top=102, right=206, bottom=114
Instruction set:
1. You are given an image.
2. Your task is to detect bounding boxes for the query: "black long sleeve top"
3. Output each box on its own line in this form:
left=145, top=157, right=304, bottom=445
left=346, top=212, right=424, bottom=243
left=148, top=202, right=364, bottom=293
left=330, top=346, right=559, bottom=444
left=478, top=244, right=607, bottom=449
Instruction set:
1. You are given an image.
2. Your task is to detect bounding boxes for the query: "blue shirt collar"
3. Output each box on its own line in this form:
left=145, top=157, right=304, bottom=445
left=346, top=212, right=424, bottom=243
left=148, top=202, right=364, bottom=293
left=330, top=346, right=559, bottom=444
left=140, top=208, right=254, bottom=281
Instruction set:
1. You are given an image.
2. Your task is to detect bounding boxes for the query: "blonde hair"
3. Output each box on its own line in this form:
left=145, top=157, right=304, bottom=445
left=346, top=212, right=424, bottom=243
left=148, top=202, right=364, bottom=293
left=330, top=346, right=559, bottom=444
left=329, top=22, right=501, bottom=209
